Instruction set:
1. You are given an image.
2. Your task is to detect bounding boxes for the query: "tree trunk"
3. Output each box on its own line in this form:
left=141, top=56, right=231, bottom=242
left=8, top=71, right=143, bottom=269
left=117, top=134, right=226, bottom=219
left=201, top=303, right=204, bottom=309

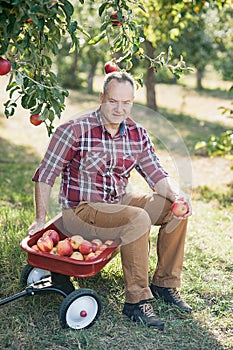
left=196, top=68, right=203, bottom=90
left=88, top=62, right=97, bottom=94
left=145, top=41, right=157, bottom=110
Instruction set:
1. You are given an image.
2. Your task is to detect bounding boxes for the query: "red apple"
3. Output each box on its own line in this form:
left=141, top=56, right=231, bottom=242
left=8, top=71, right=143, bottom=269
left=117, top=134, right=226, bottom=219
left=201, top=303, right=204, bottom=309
left=37, top=235, right=53, bottom=253
left=0, top=58, right=11, bottom=76
left=70, top=234, right=84, bottom=250
left=171, top=200, right=189, bottom=217
left=85, top=252, right=97, bottom=261
left=31, top=244, right=40, bottom=251
left=110, top=12, right=124, bottom=26
left=43, top=229, right=60, bottom=245
left=30, top=114, right=43, bottom=126
left=25, top=18, right=33, bottom=23
left=79, top=240, right=93, bottom=255
left=70, top=251, right=84, bottom=260
left=56, top=238, right=73, bottom=256
left=104, top=61, right=119, bottom=74
left=97, top=244, right=108, bottom=252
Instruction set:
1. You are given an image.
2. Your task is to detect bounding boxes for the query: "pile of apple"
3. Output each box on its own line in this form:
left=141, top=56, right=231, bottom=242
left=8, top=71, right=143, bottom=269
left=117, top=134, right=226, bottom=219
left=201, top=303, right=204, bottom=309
left=31, top=229, right=114, bottom=261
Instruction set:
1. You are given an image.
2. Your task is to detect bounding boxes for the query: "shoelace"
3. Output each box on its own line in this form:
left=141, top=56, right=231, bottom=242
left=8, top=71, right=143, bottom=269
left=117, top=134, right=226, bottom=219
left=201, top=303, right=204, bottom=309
left=139, top=303, right=155, bottom=318
left=167, top=288, right=181, bottom=302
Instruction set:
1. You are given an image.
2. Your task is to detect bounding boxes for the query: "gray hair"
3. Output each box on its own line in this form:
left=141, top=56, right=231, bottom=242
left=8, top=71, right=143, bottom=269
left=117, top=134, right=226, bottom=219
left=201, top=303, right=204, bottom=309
left=102, top=71, right=136, bottom=95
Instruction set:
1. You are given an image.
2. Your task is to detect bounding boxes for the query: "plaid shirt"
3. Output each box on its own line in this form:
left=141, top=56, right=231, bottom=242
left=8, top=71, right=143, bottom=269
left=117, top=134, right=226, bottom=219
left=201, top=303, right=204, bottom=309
left=33, top=108, right=168, bottom=208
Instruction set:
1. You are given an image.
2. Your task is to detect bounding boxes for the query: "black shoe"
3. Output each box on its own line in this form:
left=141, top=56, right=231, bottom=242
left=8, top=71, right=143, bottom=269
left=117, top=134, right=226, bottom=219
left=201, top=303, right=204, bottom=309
left=122, top=300, right=165, bottom=330
left=150, top=284, right=192, bottom=313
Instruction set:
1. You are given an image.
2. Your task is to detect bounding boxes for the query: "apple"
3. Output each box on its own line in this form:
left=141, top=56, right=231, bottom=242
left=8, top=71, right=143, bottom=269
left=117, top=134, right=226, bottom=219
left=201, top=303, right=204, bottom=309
left=70, top=234, right=84, bottom=250
left=0, top=58, right=12, bottom=76
left=31, top=244, right=40, bottom=251
left=70, top=251, right=84, bottom=260
left=110, top=12, right=124, bottom=27
left=104, top=240, right=114, bottom=246
left=30, top=114, right=43, bottom=126
left=43, top=229, right=60, bottom=245
left=50, top=247, right=57, bottom=254
left=97, top=244, right=108, bottom=252
left=85, top=252, right=98, bottom=261
left=104, top=61, right=119, bottom=74
left=171, top=200, right=189, bottom=217
left=91, top=239, right=102, bottom=247
left=79, top=240, right=93, bottom=255
left=37, top=235, right=53, bottom=253
left=56, top=238, right=73, bottom=256
left=25, top=18, right=33, bottom=23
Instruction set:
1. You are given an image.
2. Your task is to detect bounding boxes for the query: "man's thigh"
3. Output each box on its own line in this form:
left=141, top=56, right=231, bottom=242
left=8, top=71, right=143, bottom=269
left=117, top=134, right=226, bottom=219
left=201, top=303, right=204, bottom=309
left=122, top=192, right=172, bottom=226
left=62, top=201, right=151, bottom=244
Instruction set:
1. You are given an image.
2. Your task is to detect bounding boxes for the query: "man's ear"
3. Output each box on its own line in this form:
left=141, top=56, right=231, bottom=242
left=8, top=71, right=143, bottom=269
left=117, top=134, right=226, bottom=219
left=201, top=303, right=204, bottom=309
left=100, top=92, right=104, bottom=103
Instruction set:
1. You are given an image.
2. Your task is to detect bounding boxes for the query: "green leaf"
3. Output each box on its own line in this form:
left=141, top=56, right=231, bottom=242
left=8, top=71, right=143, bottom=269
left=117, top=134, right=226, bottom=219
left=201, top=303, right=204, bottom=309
left=88, top=32, right=106, bottom=45
left=99, top=2, right=109, bottom=17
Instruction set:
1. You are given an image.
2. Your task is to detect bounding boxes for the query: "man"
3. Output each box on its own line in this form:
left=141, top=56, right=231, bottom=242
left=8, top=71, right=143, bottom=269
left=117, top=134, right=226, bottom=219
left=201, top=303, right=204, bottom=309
left=28, top=72, right=192, bottom=330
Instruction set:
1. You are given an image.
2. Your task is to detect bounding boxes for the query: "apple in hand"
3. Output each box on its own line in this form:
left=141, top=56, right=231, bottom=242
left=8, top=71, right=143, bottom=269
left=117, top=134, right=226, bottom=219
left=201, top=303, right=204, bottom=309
left=104, top=61, right=119, bottom=74
left=37, top=235, right=53, bottom=253
left=79, top=240, right=93, bottom=255
left=43, top=229, right=60, bottom=245
left=0, top=58, right=11, bottom=75
left=171, top=200, right=189, bottom=217
left=56, top=238, right=73, bottom=256
left=70, top=235, right=84, bottom=250
left=30, top=114, right=43, bottom=126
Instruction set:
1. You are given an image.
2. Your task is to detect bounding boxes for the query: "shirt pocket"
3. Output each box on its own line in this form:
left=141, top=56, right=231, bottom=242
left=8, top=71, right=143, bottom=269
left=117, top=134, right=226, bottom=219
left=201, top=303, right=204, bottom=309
left=79, top=152, right=107, bottom=174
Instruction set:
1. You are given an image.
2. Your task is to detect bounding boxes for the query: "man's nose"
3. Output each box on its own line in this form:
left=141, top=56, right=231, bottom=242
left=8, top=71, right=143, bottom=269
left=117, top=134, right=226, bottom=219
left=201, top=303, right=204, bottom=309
left=115, top=102, right=124, bottom=112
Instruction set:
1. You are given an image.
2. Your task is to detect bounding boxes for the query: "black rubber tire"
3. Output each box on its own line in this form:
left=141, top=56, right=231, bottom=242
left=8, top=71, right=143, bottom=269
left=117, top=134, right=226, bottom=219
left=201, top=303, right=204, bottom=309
left=20, top=264, right=51, bottom=287
left=59, top=288, right=102, bottom=330
left=20, top=264, right=74, bottom=295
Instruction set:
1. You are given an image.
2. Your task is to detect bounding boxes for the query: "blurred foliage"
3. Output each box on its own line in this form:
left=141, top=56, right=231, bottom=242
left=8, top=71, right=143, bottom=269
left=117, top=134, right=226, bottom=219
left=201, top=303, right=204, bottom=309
left=195, top=130, right=233, bottom=159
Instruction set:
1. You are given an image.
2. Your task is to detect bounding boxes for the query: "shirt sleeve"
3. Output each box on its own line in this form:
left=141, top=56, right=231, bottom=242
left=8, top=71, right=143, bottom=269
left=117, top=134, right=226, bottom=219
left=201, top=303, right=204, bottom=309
left=32, top=121, right=79, bottom=186
left=136, top=128, right=168, bottom=189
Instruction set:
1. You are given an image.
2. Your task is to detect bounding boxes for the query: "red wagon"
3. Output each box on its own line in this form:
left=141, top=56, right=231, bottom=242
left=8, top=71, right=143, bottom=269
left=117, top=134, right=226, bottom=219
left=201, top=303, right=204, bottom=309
left=0, top=213, right=120, bottom=330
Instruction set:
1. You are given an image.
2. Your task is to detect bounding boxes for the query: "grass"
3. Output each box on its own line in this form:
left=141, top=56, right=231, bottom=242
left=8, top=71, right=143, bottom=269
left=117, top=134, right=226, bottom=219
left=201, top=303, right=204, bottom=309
left=0, top=79, right=233, bottom=349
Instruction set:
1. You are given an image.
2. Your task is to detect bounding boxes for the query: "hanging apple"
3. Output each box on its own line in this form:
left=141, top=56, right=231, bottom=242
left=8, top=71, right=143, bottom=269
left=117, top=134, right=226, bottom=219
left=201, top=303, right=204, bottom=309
left=110, top=12, right=125, bottom=27
left=0, top=58, right=12, bottom=76
left=30, top=114, right=43, bottom=126
left=104, top=61, right=119, bottom=74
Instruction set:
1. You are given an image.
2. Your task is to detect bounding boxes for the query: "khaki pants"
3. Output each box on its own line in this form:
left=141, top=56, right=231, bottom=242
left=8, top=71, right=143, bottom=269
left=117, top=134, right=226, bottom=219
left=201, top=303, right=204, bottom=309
left=62, top=192, right=188, bottom=304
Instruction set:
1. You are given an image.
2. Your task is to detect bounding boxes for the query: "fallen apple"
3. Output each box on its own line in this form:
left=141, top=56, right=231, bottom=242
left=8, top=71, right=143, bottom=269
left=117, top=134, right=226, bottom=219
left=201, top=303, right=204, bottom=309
left=30, top=114, right=43, bottom=126
left=104, top=61, right=119, bottom=74
left=70, top=234, right=84, bottom=250
left=56, top=238, right=73, bottom=256
left=0, top=57, right=11, bottom=76
left=43, top=229, right=60, bottom=245
left=37, top=235, right=53, bottom=253
left=79, top=240, right=93, bottom=255
left=171, top=200, right=189, bottom=217
left=70, top=251, right=84, bottom=260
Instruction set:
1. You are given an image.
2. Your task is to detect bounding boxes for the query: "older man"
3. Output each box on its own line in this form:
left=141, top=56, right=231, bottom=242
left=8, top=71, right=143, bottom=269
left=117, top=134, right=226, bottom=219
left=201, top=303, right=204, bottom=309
left=28, top=72, right=192, bottom=330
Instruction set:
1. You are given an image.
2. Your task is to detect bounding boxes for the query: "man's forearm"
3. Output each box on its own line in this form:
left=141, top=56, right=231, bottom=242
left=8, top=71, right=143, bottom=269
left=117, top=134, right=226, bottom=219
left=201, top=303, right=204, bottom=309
left=34, top=182, right=52, bottom=222
left=154, top=177, right=180, bottom=202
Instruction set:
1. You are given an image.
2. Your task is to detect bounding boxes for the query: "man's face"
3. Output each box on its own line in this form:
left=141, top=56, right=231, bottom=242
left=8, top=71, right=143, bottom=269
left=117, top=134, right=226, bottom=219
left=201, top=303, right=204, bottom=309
left=100, top=80, right=134, bottom=126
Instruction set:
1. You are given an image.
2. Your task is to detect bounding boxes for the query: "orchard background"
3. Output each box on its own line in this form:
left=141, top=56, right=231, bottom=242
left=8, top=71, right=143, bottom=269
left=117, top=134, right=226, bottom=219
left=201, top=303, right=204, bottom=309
left=0, top=1, right=233, bottom=349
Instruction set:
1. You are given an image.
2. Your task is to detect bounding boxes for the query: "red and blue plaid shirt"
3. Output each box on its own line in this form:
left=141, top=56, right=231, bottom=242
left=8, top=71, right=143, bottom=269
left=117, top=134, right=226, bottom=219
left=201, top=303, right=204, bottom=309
left=33, top=108, right=168, bottom=208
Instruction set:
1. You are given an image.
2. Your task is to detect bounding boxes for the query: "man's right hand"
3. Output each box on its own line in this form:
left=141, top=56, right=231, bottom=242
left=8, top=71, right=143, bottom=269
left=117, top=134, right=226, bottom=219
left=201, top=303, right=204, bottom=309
left=27, top=220, right=45, bottom=236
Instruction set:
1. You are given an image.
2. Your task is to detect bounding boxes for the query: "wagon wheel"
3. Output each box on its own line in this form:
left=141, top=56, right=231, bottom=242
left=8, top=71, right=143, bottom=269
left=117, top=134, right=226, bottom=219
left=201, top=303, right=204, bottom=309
left=59, top=288, right=102, bottom=330
left=20, top=264, right=51, bottom=287
left=20, top=264, right=74, bottom=295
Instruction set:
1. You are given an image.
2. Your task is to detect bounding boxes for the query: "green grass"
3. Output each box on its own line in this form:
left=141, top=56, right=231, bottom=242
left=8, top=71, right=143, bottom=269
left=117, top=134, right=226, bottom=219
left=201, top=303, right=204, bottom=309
left=0, top=87, right=233, bottom=349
